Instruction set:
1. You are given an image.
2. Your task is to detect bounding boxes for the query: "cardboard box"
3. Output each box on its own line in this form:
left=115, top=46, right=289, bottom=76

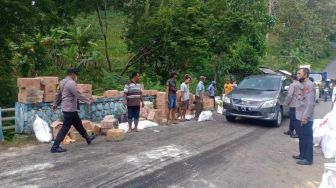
left=43, top=85, right=57, bottom=93
left=91, top=123, right=101, bottom=135
left=18, top=88, right=44, bottom=104
left=69, top=130, right=93, bottom=142
left=104, top=90, right=123, bottom=98
left=37, top=77, right=59, bottom=86
left=101, top=128, right=111, bottom=135
left=156, top=92, right=167, bottom=101
left=142, top=90, right=150, bottom=96
left=51, top=121, right=64, bottom=140
left=68, top=121, right=92, bottom=133
left=147, top=109, right=162, bottom=124
left=17, top=78, right=41, bottom=89
left=149, top=90, right=158, bottom=96
left=77, top=84, right=92, bottom=98
left=203, top=97, right=214, bottom=110
left=140, top=107, right=149, bottom=119
left=43, top=93, right=55, bottom=103
left=101, top=119, right=118, bottom=129
left=106, top=129, right=125, bottom=141
left=82, top=120, right=92, bottom=130
left=77, top=84, right=92, bottom=92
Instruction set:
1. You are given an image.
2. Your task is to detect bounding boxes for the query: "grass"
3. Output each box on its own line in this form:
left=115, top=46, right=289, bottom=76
left=1, top=132, right=38, bottom=150
left=75, top=11, right=130, bottom=71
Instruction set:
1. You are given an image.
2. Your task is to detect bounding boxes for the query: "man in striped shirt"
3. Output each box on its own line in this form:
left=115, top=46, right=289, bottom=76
left=124, top=72, right=144, bottom=133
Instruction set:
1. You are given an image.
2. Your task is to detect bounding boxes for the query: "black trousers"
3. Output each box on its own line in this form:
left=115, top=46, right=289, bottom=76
left=288, top=107, right=296, bottom=132
left=52, top=112, right=87, bottom=148
left=295, top=120, right=313, bottom=162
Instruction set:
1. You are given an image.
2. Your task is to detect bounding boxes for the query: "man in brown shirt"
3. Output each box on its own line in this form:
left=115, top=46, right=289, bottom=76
left=51, top=68, right=95, bottom=153
left=124, top=72, right=144, bottom=132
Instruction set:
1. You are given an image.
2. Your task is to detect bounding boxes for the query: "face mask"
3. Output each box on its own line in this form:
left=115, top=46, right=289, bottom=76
left=299, top=76, right=305, bottom=82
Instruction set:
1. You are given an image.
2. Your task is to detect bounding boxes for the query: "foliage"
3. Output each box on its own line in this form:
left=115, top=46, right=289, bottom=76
left=123, top=0, right=270, bottom=93
left=265, top=0, right=336, bottom=72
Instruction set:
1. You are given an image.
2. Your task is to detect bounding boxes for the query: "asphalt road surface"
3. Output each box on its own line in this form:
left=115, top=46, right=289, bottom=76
left=0, top=100, right=333, bottom=188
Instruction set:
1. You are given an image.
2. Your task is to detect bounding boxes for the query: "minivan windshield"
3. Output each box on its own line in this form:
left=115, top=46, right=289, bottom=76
left=310, top=73, right=322, bottom=82
left=238, top=77, right=281, bottom=91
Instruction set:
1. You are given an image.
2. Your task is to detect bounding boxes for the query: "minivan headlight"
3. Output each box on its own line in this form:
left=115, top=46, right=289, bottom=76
left=223, top=96, right=231, bottom=104
left=261, top=99, right=277, bottom=108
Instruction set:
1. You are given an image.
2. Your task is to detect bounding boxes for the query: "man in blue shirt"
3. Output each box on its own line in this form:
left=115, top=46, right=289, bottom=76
left=195, top=76, right=206, bottom=119
left=208, top=81, right=216, bottom=109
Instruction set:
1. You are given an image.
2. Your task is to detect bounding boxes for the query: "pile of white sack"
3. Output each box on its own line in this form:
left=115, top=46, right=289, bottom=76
left=315, top=104, right=336, bottom=188
left=313, top=105, right=336, bottom=159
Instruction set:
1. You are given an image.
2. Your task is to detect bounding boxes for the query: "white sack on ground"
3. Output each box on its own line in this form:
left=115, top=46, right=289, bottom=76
left=319, top=163, right=336, bottom=188
left=118, top=120, right=158, bottom=132
left=178, top=114, right=195, bottom=120
left=313, top=119, right=323, bottom=146
left=198, top=111, right=214, bottom=122
left=33, top=115, right=52, bottom=143
left=319, top=108, right=336, bottom=158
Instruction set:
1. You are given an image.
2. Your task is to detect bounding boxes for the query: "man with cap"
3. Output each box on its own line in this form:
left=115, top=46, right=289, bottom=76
left=284, top=74, right=302, bottom=138
left=293, top=68, right=316, bottom=165
left=51, top=68, right=96, bottom=153
left=195, top=76, right=206, bottom=119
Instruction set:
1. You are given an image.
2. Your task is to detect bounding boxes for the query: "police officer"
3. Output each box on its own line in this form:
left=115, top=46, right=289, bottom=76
left=284, top=74, right=302, bottom=138
left=292, top=68, right=315, bottom=165
left=51, top=68, right=96, bottom=153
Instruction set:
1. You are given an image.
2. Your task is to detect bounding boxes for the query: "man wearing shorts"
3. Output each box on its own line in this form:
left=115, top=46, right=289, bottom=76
left=166, top=71, right=178, bottom=125
left=124, top=72, right=144, bottom=133
left=180, top=75, right=191, bottom=121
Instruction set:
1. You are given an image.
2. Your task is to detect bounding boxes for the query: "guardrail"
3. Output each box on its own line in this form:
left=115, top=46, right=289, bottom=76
left=0, top=107, right=15, bottom=142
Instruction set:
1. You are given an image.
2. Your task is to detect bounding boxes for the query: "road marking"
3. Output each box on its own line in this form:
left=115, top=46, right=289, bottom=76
left=0, top=162, right=54, bottom=177
left=125, top=144, right=191, bottom=167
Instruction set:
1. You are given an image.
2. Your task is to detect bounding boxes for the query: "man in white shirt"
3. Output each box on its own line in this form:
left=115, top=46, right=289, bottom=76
left=180, top=75, right=191, bottom=121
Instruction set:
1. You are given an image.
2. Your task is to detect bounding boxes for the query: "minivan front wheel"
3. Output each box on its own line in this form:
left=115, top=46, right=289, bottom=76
left=272, top=109, right=282, bottom=127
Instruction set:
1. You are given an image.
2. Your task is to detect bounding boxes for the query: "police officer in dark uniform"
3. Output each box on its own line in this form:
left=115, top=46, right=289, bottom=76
left=292, top=68, right=315, bottom=165
left=51, top=68, right=96, bottom=153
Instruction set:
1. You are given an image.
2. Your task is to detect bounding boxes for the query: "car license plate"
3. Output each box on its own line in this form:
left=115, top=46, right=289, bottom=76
left=238, top=106, right=247, bottom=111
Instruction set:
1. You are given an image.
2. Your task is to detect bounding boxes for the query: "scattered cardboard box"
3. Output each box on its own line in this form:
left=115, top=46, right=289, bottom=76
left=106, top=129, right=125, bottom=141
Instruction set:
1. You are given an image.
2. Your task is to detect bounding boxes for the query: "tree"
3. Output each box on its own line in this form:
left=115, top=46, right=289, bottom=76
left=267, top=0, right=336, bottom=71
left=124, top=0, right=210, bottom=82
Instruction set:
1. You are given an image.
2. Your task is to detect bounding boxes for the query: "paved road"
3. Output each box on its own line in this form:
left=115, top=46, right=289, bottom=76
left=117, top=101, right=331, bottom=188
left=324, top=55, right=336, bottom=79
left=0, top=100, right=332, bottom=188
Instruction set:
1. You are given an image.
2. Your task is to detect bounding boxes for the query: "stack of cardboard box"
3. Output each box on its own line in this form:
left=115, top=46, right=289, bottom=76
left=100, top=118, right=118, bottom=135
left=38, top=77, right=59, bottom=102
left=17, top=77, right=60, bottom=103
left=203, top=96, right=215, bottom=111
left=155, top=92, right=168, bottom=119
left=104, top=90, right=123, bottom=98
left=17, top=78, right=44, bottom=104
left=142, top=90, right=158, bottom=96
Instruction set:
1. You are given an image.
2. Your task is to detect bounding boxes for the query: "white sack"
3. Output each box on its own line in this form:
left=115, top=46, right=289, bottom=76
left=33, top=115, right=52, bottom=143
